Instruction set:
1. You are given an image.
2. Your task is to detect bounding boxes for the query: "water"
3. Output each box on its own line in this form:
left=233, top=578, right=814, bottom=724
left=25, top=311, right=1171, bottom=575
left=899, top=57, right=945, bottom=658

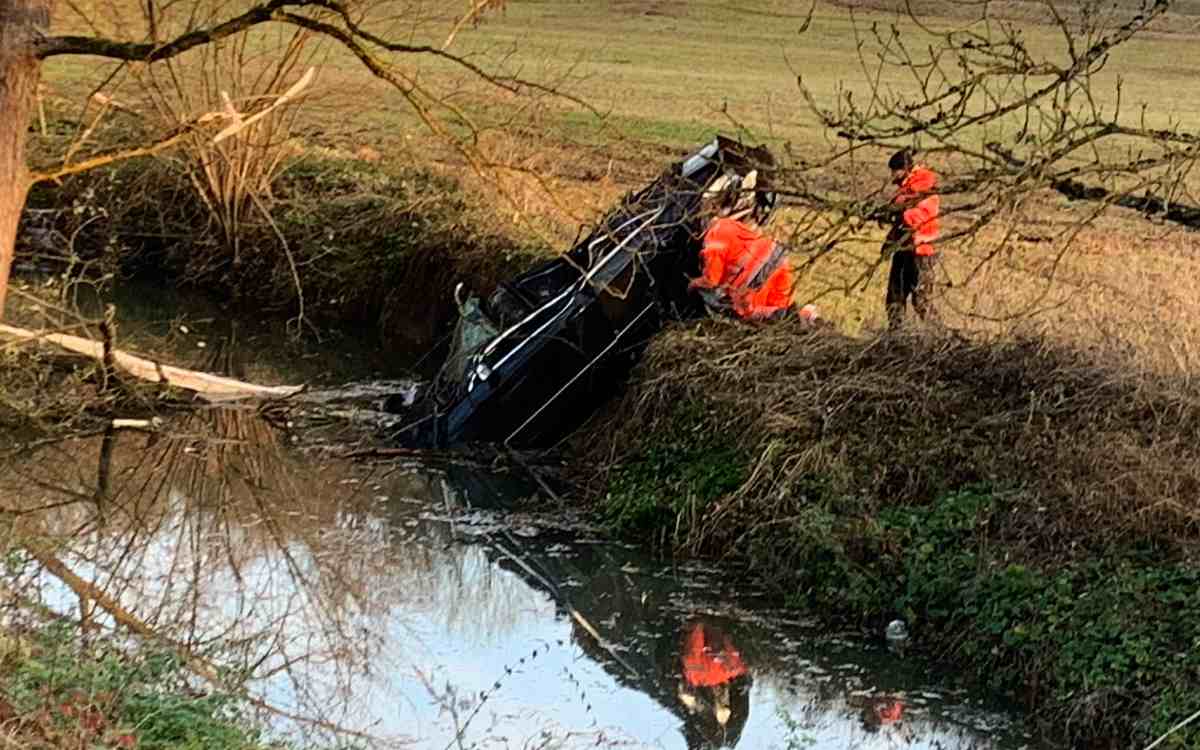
left=0, top=281, right=1041, bottom=750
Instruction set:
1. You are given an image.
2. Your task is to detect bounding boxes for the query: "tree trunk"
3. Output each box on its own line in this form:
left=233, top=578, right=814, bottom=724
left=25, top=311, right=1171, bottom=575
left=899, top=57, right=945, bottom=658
left=0, top=0, right=50, bottom=319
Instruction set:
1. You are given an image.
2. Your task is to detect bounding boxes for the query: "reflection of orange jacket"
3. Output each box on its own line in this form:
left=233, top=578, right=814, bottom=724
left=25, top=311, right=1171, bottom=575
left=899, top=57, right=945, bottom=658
left=681, top=623, right=748, bottom=688
left=875, top=699, right=904, bottom=723
left=894, top=166, right=940, bottom=257
left=692, top=218, right=794, bottom=320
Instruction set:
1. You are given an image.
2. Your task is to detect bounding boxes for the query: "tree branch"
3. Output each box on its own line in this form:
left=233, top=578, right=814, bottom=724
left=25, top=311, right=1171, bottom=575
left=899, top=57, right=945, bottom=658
left=272, top=9, right=557, bottom=244
left=299, top=0, right=602, bottom=116
left=28, top=127, right=192, bottom=184
left=35, top=0, right=301, bottom=61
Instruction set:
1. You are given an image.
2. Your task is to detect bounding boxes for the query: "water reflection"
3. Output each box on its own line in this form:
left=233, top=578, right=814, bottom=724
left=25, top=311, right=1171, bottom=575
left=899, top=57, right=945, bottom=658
left=677, top=620, right=752, bottom=747
left=0, top=410, right=1034, bottom=749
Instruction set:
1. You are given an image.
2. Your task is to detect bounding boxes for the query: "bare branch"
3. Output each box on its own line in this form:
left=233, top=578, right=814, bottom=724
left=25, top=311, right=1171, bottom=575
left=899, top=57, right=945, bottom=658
left=35, top=0, right=301, bottom=61
left=28, top=126, right=193, bottom=184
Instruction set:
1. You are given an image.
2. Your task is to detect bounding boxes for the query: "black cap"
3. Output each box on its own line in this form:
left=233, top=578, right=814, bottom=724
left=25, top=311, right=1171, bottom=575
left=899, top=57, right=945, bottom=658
left=887, top=148, right=914, bottom=171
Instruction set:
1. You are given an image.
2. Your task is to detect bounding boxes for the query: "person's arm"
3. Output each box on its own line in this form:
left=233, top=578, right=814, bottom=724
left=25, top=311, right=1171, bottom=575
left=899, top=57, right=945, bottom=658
left=690, top=245, right=726, bottom=289
left=872, top=190, right=925, bottom=229
left=690, top=223, right=730, bottom=289
left=902, top=202, right=934, bottom=232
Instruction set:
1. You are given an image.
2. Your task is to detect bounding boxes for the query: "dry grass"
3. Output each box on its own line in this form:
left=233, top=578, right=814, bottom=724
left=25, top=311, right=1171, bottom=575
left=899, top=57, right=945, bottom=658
left=784, top=204, right=1200, bottom=376
left=587, top=319, right=1200, bottom=564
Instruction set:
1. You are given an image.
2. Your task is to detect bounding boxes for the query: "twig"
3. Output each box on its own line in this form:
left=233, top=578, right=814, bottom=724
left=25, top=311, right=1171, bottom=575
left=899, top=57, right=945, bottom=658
left=111, top=417, right=164, bottom=430
left=29, top=127, right=194, bottom=185
left=507, top=447, right=564, bottom=504
left=212, top=67, right=314, bottom=144
left=1143, top=707, right=1200, bottom=750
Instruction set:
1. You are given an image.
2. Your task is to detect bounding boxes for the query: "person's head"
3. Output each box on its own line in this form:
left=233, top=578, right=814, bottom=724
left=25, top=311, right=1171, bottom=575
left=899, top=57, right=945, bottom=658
left=888, top=148, right=914, bottom=185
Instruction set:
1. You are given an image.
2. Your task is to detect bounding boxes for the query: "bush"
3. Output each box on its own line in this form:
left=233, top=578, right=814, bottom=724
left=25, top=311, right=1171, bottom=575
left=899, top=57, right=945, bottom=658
left=20, top=151, right=547, bottom=349
left=578, top=321, right=1200, bottom=747
left=1, top=623, right=267, bottom=750
left=602, top=402, right=748, bottom=536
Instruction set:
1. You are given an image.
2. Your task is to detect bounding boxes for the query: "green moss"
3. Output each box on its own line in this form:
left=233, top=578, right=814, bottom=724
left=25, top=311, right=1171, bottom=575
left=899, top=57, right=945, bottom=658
left=601, top=401, right=749, bottom=535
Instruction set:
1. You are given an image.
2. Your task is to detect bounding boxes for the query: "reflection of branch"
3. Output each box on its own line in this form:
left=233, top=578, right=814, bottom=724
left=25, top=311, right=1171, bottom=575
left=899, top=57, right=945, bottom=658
left=414, top=668, right=469, bottom=750
left=24, top=537, right=380, bottom=744
left=487, top=533, right=640, bottom=678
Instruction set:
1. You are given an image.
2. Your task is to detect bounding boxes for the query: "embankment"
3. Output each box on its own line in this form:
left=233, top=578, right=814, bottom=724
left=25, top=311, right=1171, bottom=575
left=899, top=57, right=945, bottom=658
left=19, top=152, right=546, bottom=350
left=577, top=319, right=1200, bottom=748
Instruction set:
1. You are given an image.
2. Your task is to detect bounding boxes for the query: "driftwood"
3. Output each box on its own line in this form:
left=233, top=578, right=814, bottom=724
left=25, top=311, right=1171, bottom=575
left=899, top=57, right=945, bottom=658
left=0, top=323, right=304, bottom=402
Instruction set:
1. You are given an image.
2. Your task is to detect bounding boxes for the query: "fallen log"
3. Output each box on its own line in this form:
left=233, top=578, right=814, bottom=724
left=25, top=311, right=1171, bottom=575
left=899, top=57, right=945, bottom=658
left=0, top=323, right=304, bottom=402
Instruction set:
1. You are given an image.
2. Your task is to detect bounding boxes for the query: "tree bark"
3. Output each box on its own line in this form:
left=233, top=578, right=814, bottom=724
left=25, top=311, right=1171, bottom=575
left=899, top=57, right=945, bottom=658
left=0, top=0, right=50, bottom=319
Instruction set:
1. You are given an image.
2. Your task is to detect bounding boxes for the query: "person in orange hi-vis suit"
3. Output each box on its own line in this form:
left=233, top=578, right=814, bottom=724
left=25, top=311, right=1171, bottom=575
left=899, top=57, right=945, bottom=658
left=688, top=170, right=811, bottom=322
left=879, top=148, right=941, bottom=329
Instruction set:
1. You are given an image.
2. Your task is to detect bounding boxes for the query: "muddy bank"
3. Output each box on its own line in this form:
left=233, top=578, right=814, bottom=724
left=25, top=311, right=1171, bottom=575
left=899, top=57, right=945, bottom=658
left=573, top=318, right=1200, bottom=749
left=19, top=152, right=546, bottom=350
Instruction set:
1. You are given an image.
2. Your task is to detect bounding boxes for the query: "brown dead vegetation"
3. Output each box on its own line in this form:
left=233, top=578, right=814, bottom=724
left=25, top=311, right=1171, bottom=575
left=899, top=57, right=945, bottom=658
left=587, top=319, right=1200, bottom=565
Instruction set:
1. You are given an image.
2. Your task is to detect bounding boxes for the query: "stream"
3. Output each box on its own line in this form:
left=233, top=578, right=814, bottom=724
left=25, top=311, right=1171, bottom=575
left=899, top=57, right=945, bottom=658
left=1, top=281, right=1042, bottom=749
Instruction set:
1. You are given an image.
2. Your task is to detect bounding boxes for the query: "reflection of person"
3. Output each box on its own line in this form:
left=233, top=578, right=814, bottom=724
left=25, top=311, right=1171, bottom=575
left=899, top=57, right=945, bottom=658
left=676, top=620, right=752, bottom=748
left=855, top=694, right=913, bottom=744
left=689, top=171, right=804, bottom=322
left=879, top=149, right=941, bottom=329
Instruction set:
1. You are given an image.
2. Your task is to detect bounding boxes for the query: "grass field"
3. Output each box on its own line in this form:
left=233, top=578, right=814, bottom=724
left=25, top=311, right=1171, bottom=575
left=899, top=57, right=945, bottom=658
left=42, top=1, right=1200, bottom=177
left=31, top=0, right=1200, bottom=369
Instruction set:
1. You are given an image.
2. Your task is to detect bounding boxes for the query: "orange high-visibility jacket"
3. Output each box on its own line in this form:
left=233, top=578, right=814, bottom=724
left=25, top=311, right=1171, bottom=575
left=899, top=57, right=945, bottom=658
left=693, top=217, right=794, bottom=320
left=681, top=623, right=748, bottom=688
left=894, top=166, right=941, bottom=257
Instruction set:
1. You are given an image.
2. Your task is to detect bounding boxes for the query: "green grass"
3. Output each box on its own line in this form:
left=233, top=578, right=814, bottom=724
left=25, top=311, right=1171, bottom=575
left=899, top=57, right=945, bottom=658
left=602, top=402, right=749, bottom=534
left=866, top=491, right=1200, bottom=748
left=1, top=623, right=269, bottom=750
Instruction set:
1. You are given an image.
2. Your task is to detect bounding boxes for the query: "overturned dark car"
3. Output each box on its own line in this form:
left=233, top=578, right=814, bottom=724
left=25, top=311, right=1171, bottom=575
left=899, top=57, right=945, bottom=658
left=387, top=137, right=776, bottom=448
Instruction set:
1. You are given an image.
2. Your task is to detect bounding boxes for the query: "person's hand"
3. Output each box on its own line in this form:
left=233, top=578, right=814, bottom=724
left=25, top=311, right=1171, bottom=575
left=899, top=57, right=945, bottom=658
left=875, top=202, right=907, bottom=226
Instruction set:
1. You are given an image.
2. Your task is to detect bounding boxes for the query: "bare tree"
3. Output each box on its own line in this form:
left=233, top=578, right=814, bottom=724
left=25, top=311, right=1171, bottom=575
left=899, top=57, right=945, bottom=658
left=775, top=0, right=1199, bottom=313
left=0, top=0, right=570, bottom=319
